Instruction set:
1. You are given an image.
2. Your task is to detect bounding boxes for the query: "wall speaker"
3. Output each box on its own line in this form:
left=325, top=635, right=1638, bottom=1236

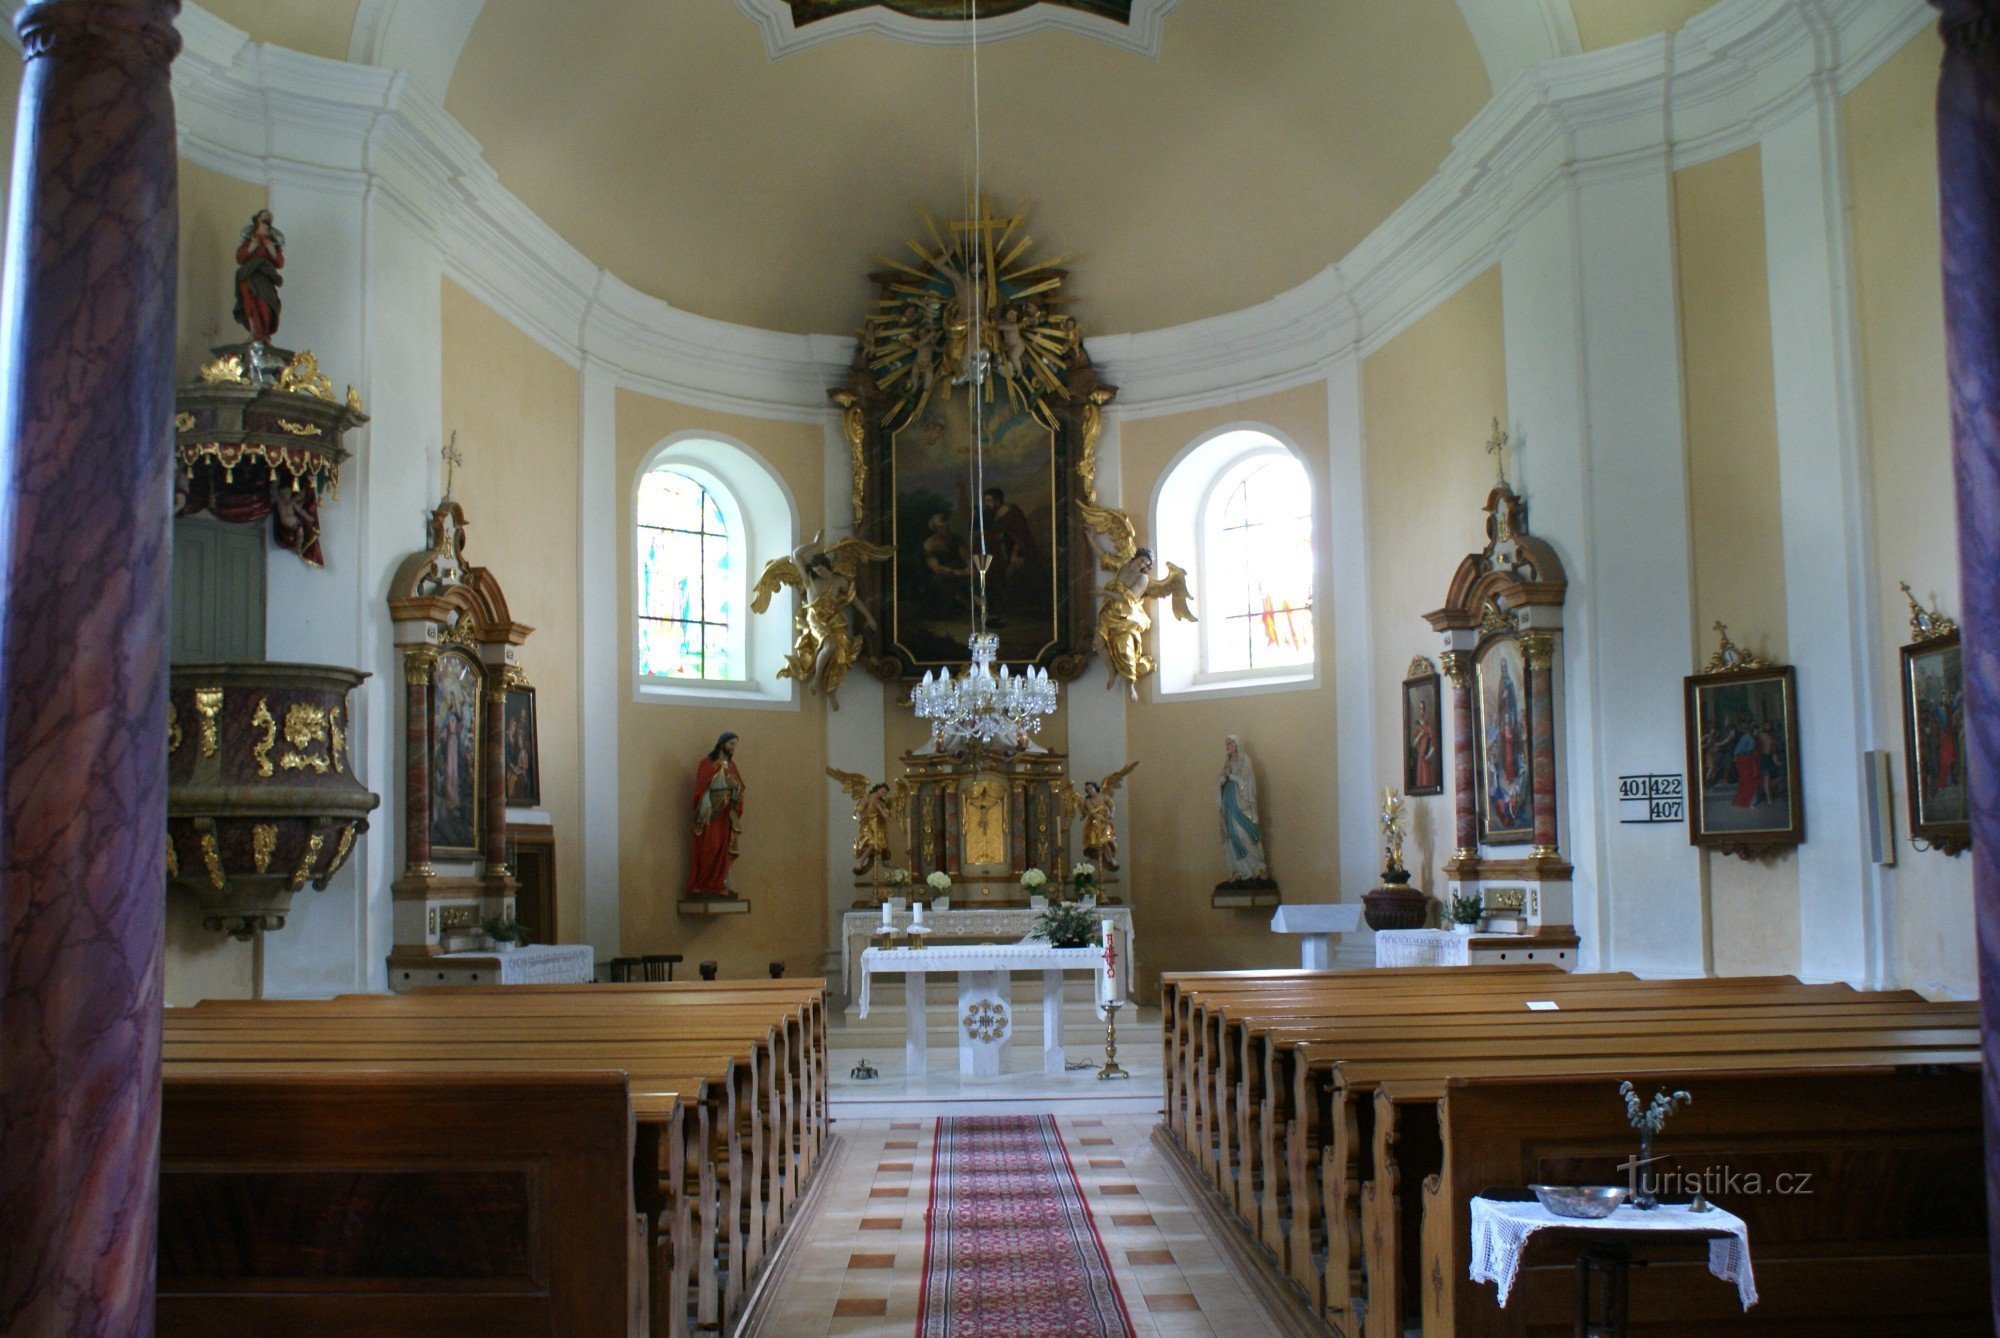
left=1863, top=749, right=1897, bottom=866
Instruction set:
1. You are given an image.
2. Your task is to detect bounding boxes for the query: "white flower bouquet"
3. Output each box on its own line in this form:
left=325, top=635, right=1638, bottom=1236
left=926, top=870, right=952, bottom=893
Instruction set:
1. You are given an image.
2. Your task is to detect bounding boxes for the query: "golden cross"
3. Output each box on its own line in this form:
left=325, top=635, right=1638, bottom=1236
left=1485, top=417, right=1510, bottom=486
left=441, top=430, right=463, bottom=499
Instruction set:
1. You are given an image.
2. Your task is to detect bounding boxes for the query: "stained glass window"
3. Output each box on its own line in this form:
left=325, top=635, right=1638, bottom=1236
left=1202, top=453, right=1314, bottom=675
left=637, top=468, right=736, bottom=680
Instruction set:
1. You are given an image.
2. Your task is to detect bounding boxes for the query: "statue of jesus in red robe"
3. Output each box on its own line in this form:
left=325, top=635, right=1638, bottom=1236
left=688, top=732, right=744, bottom=896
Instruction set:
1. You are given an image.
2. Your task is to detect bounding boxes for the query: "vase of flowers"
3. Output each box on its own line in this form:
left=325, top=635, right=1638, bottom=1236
left=1032, top=900, right=1101, bottom=949
left=925, top=870, right=952, bottom=902
left=482, top=916, right=529, bottom=953
left=883, top=867, right=911, bottom=910
left=1021, top=867, right=1048, bottom=910
left=1071, top=861, right=1099, bottom=905
left=1448, top=892, right=1483, bottom=934
left=1619, top=1081, right=1692, bottom=1210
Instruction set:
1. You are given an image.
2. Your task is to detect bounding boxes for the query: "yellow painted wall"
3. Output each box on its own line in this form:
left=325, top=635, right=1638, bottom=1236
left=615, top=390, right=831, bottom=979
left=1672, top=146, right=1800, bottom=977
left=165, top=162, right=272, bottom=1006
left=440, top=279, right=585, bottom=947
left=1119, top=382, right=1334, bottom=998
left=1360, top=268, right=1507, bottom=905
left=1846, top=27, right=1974, bottom=997
left=1571, top=1, right=1720, bottom=52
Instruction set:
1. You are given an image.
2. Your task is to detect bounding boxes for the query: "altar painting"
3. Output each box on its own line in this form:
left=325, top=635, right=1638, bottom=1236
left=891, top=385, right=1060, bottom=668
left=428, top=649, right=482, bottom=856
left=1475, top=637, right=1533, bottom=845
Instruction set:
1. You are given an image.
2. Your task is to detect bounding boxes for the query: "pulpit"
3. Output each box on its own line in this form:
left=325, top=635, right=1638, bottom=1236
left=901, top=747, right=1072, bottom=904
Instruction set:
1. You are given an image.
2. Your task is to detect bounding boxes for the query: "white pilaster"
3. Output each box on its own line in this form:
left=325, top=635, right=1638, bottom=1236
left=1760, top=86, right=1887, bottom=985
left=1502, top=158, right=1705, bottom=978
left=1326, top=353, right=1377, bottom=966
left=577, top=356, right=621, bottom=961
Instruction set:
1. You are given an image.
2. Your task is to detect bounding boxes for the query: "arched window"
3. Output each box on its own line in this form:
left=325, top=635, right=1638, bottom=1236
left=637, top=468, right=737, bottom=680
left=1201, top=453, right=1315, bottom=675
left=633, top=434, right=798, bottom=707
left=1153, top=427, right=1319, bottom=696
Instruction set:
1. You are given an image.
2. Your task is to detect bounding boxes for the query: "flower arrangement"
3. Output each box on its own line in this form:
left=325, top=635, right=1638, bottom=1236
left=1448, top=892, right=1483, bottom=927
left=1071, top=861, right=1099, bottom=898
left=926, top=870, right=952, bottom=893
left=885, top=867, right=911, bottom=889
left=1020, top=867, right=1048, bottom=894
left=481, top=915, right=529, bottom=947
left=1618, top=1080, right=1693, bottom=1209
left=1033, top=901, right=1101, bottom=949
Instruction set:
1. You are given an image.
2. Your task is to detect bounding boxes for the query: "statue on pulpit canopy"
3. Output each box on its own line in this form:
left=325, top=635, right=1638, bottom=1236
left=688, top=732, right=745, bottom=896
left=232, top=209, right=285, bottom=343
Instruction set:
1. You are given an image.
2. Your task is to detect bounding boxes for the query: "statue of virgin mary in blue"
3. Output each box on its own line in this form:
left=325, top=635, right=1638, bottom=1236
left=1218, top=735, right=1270, bottom=881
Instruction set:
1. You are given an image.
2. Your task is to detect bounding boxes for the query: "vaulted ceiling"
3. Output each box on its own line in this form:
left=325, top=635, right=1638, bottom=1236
left=195, top=0, right=1727, bottom=337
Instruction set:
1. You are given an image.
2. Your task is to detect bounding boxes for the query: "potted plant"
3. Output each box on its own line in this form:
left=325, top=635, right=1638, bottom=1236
left=1071, top=861, right=1099, bottom=907
left=1619, top=1081, right=1693, bottom=1209
left=925, top=870, right=951, bottom=909
left=482, top=915, right=530, bottom=953
left=1448, top=892, right=1483, bottom=935
left=883, top=866, right=911, bottom=910
left=1020, top=867, right=1048, bottom=909
left=1032, top=900, right=1101, bottom=949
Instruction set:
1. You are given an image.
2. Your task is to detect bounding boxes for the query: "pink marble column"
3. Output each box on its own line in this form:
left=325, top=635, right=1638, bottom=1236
left=1934, top=0, right=2000, bottom=1321
left=403, top=655, right=431, bottom=874
left=482, top=664, right=508, bottom=876
left=0, top=1, right=180, bottom=1331
left=1442, top=651, right=1476, bottom=859
left=1525, top=634, right=1558, bottom=854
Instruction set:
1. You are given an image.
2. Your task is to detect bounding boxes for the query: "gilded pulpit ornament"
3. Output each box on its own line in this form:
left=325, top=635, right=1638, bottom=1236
left=751, top=533, right=894, bottom=706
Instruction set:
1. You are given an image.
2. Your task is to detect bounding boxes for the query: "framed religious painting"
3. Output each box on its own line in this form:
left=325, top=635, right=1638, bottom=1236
left=1682, top=630, right=1803, bottom=858
left=1902, top=627, right=1969, bottom=855
left=1402, top=657, right=1444, bottom=796
left=426, top=647, right=484, bottom=858
left=1474, top=636, right=1534, bottom=844
left=503, top=683, right=541, bottom=809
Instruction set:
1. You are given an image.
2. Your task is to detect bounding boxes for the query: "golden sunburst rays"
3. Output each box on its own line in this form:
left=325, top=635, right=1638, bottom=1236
left=861, top=198, right=1079, bottom=428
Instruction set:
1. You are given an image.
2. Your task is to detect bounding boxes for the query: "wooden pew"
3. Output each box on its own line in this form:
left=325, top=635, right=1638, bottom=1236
left=1418, top=1065, right=1987, bottom=1335
left=159, top=1071, right=644, bottom=1337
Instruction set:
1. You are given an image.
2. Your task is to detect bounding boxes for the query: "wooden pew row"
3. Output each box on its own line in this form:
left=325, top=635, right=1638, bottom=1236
left=1310, top=1012, right=1978, bottom=1333
left=1417, top=1064, right=1986, bottom=1335
left=1234, top=981, right=1898, bottom=1281
left=167, top=983, right=827, bottom=1336
left=158, top=1071, right=647, bottom=1337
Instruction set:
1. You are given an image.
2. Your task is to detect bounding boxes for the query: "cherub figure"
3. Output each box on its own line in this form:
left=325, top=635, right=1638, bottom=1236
left=1079, top=500, right=1196, bottom=697
left=751, top=532, right=893, bottom=707
left=1056, top=760, right=1139, bottom=873
left=825, top=768, right=909, bottom=875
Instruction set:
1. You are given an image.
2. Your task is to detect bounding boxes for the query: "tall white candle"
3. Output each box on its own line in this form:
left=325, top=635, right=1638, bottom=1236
left=912, top=901, right=925, bottom=927
left=1098, top=920, right=1119, bottom=1007
left=881, top=901, right=893, bottom=928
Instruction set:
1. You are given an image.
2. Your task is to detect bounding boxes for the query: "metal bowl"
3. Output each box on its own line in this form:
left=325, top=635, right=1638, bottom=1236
left=1530, top=1185, right=1628, bottom=1219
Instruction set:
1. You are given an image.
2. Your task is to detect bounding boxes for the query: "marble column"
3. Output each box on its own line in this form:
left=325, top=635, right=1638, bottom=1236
left=1524, top=632, right=1559, bottom=855
left=402, top=649, right=432, bottom=874
left=1442, top=651, right=1477, bottom=859
left=0, top=1, right=180, bottom=1331
left=1934, top=0, right=2000, bottom=1322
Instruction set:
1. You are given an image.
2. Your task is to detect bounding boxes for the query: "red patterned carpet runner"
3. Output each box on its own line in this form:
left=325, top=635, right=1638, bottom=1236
left=917, top=1115, right=1136, bottom=1337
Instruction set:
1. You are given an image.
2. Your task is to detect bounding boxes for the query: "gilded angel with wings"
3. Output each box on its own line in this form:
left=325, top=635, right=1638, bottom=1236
left=1079, top=500, right=1196, bottom=697
left=751, top=532, right=893, bottom=708
left=825, top=767, right=909, bottom=875
left=1055, top=760, right=1139, bottom=872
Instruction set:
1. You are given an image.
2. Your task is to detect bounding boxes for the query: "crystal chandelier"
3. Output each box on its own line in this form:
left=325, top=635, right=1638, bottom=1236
left=914, top=633, right=1058, bottom=748
left=908, top=1, right=1060, bottom=749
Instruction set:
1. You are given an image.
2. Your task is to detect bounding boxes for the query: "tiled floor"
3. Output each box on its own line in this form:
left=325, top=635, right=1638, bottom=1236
left=748, top=1115, right=1273, bottom=1337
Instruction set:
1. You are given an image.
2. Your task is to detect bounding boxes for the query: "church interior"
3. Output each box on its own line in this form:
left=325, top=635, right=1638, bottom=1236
left=4, top=0, right=1999, bottom=1334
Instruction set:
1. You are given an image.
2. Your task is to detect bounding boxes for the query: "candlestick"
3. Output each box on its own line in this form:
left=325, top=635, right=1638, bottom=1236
left=1098, top=1001, right=1130, bottom=1081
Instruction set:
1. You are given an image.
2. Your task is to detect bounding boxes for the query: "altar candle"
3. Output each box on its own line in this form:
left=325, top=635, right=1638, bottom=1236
left=912, top=901, right=925, bottom=927
left=881, top=901, right=892, bottom=929
left=1098, top=920, right=1119, bottom=1006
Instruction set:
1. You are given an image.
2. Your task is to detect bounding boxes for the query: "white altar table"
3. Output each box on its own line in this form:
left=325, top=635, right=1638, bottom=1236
left=857, top=943, right=1119, bottom=1078
left=1269, top=902, right=1363, bottom=968
left=389, top=943, right=595, bottom=991
left=841, top=905, right=1135, bottom=1001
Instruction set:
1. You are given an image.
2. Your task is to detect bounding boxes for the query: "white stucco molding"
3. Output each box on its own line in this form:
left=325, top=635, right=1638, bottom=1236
left=730, top=0, right=1184, bottom=61
left=168, top=0, right=1929, bottom=424
left=349, top=0, right=486, bottom=103
left=1455, top=0, right=1580, bottom=93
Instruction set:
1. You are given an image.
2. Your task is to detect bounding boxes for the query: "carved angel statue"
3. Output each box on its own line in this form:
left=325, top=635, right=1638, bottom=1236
left=1079, top=500, right=1196, bottom=698
left=825, top=767, right=908, bottom=876
left=751, top=532, right=893, bottom=708
left=1055, top=760, right=1139, bottom=873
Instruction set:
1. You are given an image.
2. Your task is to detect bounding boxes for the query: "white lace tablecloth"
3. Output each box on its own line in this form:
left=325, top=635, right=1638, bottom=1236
left=1469, top=1197, right=1757, bottom=1309
left=436, top=943, right=595, bottom=984
left=856, top=942, right=1109, bottom=1016
left=1374, top=927, right=1472, bottom=968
